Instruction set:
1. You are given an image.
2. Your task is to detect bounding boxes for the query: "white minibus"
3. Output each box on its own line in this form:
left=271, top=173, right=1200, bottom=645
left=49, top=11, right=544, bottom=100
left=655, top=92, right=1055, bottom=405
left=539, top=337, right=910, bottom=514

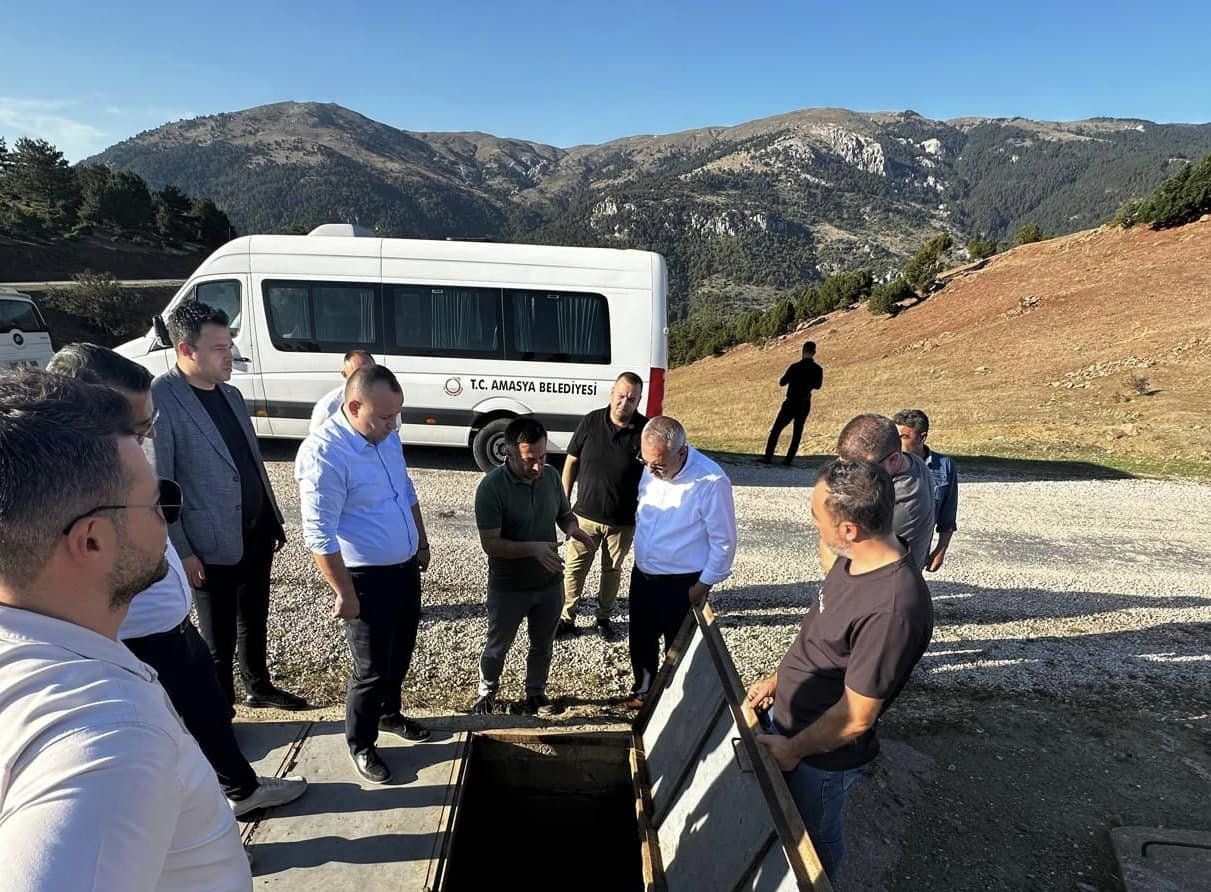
left=116, top=226, right=668, bottom=469
left=0, top=289, right=54, bottom=371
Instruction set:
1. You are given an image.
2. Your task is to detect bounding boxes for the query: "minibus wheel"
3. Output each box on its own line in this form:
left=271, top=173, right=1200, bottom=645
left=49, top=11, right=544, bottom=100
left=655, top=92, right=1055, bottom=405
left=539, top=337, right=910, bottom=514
left=472, top=417, right=512, bottom=471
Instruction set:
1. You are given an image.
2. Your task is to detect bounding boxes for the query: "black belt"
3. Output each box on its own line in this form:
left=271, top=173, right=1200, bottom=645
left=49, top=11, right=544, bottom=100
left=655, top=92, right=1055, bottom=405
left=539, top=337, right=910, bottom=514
left=633, top=568, right=701, bottom=583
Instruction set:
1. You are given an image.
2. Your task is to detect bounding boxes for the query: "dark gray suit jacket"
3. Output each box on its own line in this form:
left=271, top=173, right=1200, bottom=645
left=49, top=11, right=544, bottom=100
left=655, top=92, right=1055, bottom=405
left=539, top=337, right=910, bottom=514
left=149, top=365, right=284, bottom=565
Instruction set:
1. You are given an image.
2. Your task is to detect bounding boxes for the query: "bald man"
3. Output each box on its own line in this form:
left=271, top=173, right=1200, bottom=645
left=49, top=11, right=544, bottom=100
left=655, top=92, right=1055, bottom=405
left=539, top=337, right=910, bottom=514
left=309, top=350, right=377, bottom=433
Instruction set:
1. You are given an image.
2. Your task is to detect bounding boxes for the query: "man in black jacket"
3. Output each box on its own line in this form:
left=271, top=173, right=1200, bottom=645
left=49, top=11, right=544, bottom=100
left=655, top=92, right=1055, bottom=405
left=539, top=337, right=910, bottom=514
left=763, top=341, right=823, bottom=465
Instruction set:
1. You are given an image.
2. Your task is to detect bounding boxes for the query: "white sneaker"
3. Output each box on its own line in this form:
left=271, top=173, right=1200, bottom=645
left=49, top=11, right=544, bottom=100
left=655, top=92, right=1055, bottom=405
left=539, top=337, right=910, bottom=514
left=229, top=775, right=308, bottom=817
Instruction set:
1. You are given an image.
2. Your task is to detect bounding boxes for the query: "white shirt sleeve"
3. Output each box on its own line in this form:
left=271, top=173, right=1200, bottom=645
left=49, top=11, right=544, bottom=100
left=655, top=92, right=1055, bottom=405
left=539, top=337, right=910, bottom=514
left=309, top=398, right=331, bottom=434
left=697, top=475, right=738, bottom=586
left=2, top=723, right=185, bottom=892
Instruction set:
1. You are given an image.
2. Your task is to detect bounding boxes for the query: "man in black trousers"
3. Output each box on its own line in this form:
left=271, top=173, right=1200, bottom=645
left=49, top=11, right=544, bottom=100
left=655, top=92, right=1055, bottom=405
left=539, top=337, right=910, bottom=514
left=48, top=343, right=307, bottom=816
left=296, top=365, right=432, bottom=785
left=763, top=341, right=824, bottom=466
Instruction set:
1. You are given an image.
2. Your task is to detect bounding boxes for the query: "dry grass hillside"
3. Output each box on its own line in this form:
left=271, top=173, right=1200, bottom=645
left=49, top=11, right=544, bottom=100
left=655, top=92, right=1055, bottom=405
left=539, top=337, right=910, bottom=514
left=666, top=218, right=1211, bottom=477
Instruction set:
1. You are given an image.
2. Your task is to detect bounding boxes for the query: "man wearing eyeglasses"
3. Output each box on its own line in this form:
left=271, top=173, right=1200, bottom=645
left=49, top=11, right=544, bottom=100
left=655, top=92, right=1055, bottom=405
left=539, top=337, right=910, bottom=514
left=48, top=343, right=308, bottom=817
left=831, top=414, right=936, bottom=571
left=0, top=370, right=251, bottom=890
left=625, top=416, right=737, bottom=708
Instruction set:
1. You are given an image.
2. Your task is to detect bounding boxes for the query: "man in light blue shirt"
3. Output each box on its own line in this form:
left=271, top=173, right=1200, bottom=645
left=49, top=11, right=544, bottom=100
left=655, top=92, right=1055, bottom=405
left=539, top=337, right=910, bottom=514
left=296, top=365, right=433, bottom=785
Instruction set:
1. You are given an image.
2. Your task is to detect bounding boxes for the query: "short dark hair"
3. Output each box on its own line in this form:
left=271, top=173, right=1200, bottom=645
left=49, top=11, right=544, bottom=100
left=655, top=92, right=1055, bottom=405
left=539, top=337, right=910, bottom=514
left=816, top=459, right=894, bottom=536
left=47, top=343, right=153, bottom=393
left=345, top=364, right=401, bottom=401
left=504, top=416, right=546, bottom=451
left=344, top=349, right=375, bottom=364
left=166, top=301, right=229, bottom=349
left=892, top=409, right=930, bottom=435
left=837, top=413, right=899, bottom=462
left=0, top=371, right=135, bottom=588
left=802, top=341, right=817, bottom=356
left=615, top=371, right=643, bottom=389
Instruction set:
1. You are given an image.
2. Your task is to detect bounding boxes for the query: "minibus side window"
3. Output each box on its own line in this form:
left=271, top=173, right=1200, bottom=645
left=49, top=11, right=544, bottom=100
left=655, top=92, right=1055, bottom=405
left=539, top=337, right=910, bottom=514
left=387, top=285, right=501, bottom=358
left=264, top=281, right=380, bottom=352
left=194, top=280, right=243, bottom=335
left=504, top=290, right=610, bottom=364
left=0, top=299, right=47, bottom=333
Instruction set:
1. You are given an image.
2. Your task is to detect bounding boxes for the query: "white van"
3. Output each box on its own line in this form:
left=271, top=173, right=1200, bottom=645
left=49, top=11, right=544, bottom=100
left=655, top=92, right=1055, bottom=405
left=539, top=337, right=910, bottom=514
left=0, top=289, right=54, bottom=371
left=116, top=226, right=669, bottom=469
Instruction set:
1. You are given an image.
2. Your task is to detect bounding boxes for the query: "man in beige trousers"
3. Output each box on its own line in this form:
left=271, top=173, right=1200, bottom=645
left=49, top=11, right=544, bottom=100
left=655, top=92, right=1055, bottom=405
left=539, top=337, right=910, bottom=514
left=557, top=373, right=646, bottom=642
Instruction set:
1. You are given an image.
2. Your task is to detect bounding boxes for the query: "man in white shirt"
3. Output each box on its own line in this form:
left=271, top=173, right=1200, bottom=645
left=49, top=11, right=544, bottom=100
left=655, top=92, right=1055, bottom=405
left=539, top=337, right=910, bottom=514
left=0, top=370, right=250, bottom=891
left=309, top=349, right=376, bottom=433
left=296, top=365, right=433, bottom=785
left=625, top=416, right=737, bottom=707
left=48, top=343, right=307, bottom=817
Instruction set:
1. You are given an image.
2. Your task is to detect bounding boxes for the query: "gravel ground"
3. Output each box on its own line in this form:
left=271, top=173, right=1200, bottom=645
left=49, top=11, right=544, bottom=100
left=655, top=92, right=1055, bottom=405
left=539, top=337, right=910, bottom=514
left=251, top=444, right=1211, bottom=715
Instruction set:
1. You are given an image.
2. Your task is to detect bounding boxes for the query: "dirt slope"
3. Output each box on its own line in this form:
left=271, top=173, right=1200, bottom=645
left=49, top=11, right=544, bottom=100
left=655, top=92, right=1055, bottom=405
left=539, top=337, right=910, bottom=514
left=666, top=218, right=1211, bottom=476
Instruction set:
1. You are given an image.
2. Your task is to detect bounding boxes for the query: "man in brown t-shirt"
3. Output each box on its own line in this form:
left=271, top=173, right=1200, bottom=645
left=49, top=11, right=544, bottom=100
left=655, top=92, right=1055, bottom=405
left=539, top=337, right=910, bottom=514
left=748, top=459, right=934, bottom=881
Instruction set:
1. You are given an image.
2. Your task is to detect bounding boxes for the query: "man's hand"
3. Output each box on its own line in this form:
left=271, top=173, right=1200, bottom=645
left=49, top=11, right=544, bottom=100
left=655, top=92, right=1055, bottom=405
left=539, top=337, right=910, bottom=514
left=273, top=536, right=287, bottom=554
left=568, top=525, right=595, bottom=551
left=756, top=733, right=801, bottom=772
left=688, top=582, right=711, bottom=605
left=926, top=545, right=947, bottom=573
left=417, top=543, right=431, bottom=572
left=746, top=675, right=777, bottom=712
left=332, top=592, right=360, bottom=620
left=182, top=555, right=206, bottom=589
left=531, top=542, right=564, bottom=574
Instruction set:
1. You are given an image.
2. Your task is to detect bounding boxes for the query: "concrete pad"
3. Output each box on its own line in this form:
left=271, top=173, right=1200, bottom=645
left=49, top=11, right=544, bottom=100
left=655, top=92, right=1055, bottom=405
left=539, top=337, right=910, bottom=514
left=240, top=721, right=466, bottom=890
left=1111, top=826, right=1211, bottom=892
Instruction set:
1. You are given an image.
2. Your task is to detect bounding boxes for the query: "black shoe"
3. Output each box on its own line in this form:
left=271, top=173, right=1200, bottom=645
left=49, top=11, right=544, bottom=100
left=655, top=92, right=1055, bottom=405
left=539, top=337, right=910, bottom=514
left=522, top=694, right=558, bottom=717
left=379, top=714, right=431, bottom=742
left=470, top=694, right=497, bottom=715
left=244, top=687, right=310, bottom=711
left=349, top=747, right=391, bottom=784
left=597, top=618, right=616, bottom=641
left=555, top=619, right=578, bottom=638
left=759, top=456, right=773, bottom=465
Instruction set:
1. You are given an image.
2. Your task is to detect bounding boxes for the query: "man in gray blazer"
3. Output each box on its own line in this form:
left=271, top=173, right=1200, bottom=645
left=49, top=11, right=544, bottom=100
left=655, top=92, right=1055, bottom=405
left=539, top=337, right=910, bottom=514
left=150, top=301, right=307, bottom=711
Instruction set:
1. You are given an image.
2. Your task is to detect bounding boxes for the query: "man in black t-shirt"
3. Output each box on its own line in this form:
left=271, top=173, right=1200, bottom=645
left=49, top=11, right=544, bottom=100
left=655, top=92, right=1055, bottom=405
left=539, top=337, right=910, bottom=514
left=747, top=459, right=933, bottom=881
left=149, top=301, right=307, bottom=712
left=557, top=372, right=646, bottom=641
left=763, top=341, right=823, bottom=466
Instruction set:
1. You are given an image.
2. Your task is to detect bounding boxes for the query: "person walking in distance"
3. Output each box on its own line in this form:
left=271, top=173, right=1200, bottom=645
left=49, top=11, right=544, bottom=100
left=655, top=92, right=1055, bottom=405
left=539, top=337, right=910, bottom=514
left=626, top=416, right=737, bottom=708
left=749, top=459, right=934, bottom=882
left=471, top=417, right=595, bottom=716
left=893, top=409, right=959, bottom=572
left=557, top=372, right=647, bottom=641
left=763, top=341, right=823, bottom=466
left=0, top=371, right=252, bottom=890
left=830, top=413, right=935, bottom=573
left=296, top=365, right=433, bottom=785
left=48, top=343, right=307, bottom=817
left=149, top=300, right=308, bottom=711
left=309, top=350, right=377, bottom=433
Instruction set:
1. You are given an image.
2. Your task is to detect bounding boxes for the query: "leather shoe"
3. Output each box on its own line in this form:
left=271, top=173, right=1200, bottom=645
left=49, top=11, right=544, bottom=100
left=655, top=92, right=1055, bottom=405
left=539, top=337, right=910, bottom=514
left=350, top=746, right=391, bottom=784
left=596, top=618, right=616, bottom=641
left=244, top=687, right=309, bottom=711
left=379, top=714, right=431, bottom=741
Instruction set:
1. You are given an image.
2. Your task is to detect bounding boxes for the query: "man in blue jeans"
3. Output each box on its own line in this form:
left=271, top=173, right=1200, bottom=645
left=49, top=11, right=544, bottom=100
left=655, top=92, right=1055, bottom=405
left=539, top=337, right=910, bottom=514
left=749, top=459, right=934, bottom=880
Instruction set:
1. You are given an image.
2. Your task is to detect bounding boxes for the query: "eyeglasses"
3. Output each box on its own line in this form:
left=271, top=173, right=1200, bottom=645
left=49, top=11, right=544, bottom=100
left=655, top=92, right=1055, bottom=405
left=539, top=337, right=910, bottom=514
left=61, top=478, right=183, bottom=535
left=876, top=449, right=901, bottom=466
left=135, top=409, right=161, bottom=444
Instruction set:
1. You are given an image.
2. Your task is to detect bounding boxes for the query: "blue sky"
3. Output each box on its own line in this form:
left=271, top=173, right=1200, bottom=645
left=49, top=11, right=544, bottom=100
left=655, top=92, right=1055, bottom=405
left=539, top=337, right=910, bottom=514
left=2, top=0, right=1209, bottom=161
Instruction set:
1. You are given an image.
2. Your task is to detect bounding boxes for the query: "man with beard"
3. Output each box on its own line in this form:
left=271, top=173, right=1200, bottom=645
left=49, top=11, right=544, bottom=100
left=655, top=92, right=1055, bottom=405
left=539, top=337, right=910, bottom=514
left=48, top=343, right=307, bottom=817
left=557, top=372, right=646, bottom=641
left=150, top=301, right=307, bottom=711
left=0, top=370, right=250, bottom=890
left=297, top=365, right=434, bottom=785
left=750, top=459, right=933, bottom=882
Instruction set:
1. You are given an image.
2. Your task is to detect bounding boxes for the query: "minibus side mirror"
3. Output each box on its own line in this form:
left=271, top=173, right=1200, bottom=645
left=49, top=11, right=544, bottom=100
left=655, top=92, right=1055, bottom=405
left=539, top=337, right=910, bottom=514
left=152, top=315, right=172, bottom=350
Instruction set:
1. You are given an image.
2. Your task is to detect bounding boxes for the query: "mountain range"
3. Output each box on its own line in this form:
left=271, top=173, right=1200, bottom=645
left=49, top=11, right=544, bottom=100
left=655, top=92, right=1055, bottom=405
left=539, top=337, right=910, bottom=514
left=86, top=102, right=1211, bottom=319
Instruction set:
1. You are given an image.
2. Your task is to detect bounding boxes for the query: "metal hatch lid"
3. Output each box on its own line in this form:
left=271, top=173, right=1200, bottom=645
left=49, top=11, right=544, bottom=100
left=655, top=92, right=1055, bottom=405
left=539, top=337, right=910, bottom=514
left=633, top=604, right=833, bottom=892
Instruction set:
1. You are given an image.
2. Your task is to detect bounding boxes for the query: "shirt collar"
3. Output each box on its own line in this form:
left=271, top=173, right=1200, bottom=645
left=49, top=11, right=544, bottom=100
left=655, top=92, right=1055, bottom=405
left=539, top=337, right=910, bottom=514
left=503, top=462, right=538, bottom=486
left=0, top=604, right=157, bottom=682
left=332, top=405, right=376, bottom=452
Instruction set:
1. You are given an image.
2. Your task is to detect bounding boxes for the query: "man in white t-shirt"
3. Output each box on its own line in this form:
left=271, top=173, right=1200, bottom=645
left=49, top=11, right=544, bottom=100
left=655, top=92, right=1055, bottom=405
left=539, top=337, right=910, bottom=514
left=0, top=370, right=251, bottom=891
left=309, top=349, right=376, bottom=432
left=48, top=343, right=308, bottom=817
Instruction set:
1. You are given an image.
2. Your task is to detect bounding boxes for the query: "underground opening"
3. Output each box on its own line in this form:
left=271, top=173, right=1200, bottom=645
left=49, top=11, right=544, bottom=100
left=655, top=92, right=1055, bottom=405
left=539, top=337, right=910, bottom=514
left=438, top=730, right=643, bottom=891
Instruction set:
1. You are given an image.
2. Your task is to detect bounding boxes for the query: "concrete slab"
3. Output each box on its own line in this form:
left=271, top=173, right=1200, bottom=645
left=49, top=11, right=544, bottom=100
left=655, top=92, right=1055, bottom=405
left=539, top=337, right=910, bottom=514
left=238, top=721, right=466, bottom=891
left=1111, top=826, right=1211, bottom=892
